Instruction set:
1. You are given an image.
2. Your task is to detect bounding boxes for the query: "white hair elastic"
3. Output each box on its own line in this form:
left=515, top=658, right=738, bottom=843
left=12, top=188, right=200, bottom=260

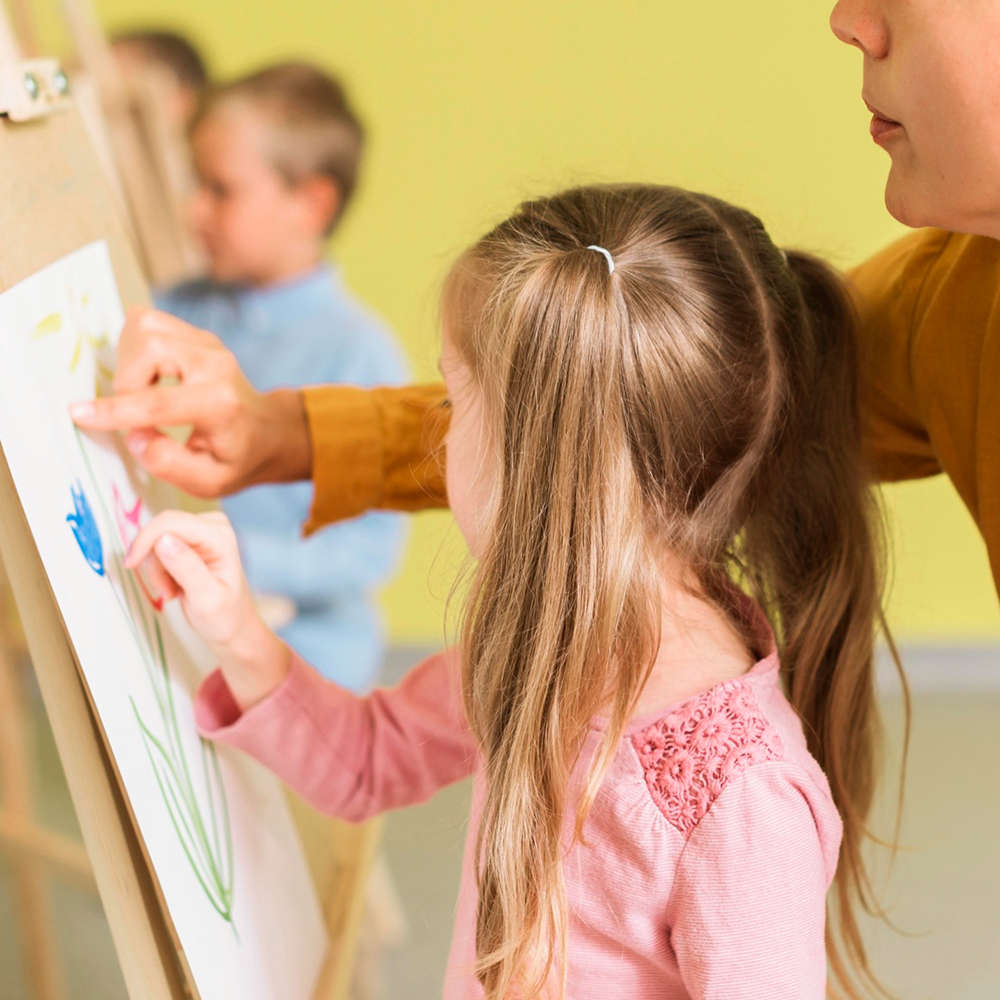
left=586, top=245, right=615, bottom=274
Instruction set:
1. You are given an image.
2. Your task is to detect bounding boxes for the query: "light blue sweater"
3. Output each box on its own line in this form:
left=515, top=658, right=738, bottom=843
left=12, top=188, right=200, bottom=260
left=156, top=264, right=408, bottom=691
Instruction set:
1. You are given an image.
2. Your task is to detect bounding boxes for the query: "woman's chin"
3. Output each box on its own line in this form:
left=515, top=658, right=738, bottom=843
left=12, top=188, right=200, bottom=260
left=883, top=170, right=936, bottom=231
left=884, top=166, right=1000, bottom=237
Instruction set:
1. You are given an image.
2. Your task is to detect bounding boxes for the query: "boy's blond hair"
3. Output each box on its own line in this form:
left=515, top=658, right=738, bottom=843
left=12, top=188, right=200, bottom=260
left=196, top=62, right=364, bottom=233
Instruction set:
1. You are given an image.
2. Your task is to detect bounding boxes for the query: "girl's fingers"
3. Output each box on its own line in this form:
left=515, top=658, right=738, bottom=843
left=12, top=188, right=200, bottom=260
left=152, top=532, right=220, bottom=603
left=126, top=509, right=235, bottom=571
left=123, top=511, right=246, bottom=639
left=141, top=550, right=181, bottom=601
left=126, top=510, right=194, bottom=568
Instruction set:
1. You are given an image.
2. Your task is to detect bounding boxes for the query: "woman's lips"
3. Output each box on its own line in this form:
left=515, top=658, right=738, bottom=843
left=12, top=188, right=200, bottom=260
left=865, top=100, right=903, bottom=144
left=870, top=114, right=902, bottom=142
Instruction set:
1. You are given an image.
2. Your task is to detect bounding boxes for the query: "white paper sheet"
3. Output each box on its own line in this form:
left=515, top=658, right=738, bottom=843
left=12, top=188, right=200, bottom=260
left=0, top=242, right=328, bottom=1000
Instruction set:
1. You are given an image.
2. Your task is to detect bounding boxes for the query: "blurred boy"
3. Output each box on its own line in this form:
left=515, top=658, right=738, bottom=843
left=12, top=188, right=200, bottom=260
left=156, top=62, right=408, bottom=691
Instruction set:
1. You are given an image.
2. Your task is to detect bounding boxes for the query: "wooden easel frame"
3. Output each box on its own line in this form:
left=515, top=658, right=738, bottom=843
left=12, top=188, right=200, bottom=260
left=0, top=58, right=380, bottom=1000
left=3, top=0, right=40, bottom=58
left=59, top=0, right=203, bottom=286
left=0, top=565, right=93, bottom=1000
left=0, top=45, right=206, bottom=993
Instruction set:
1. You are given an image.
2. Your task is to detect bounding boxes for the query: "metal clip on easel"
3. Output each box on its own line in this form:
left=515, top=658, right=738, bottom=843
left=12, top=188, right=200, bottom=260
left=0, top=60, right=72, bottom=121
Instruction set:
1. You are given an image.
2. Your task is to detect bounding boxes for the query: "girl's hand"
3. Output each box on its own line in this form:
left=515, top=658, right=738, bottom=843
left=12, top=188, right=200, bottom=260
left=125, top=510, right=291, bottom=710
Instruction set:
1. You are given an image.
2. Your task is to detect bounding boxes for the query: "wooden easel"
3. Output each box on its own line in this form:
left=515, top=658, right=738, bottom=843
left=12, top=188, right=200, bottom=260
left=59, top=0, right=203, bottom=286
left=0, top=46, right=380, bottom=1000
left=0, top=557, right=96, bottom=1000
left=3, top=0, right=40, bottom=58
left=0, top=16, right=99, bottom=1000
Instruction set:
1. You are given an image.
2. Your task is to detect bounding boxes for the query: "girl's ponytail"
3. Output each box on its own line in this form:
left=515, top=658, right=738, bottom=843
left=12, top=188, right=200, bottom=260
left=744, top=248, right=907, bottom=999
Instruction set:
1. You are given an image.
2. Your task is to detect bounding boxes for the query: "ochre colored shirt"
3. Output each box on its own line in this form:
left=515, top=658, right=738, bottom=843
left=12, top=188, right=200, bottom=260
left=302, top=382, right=449, bottom=533
left=303, top=227, right=1000, bottom=597
left=849, top=228, right=1000, bottom=596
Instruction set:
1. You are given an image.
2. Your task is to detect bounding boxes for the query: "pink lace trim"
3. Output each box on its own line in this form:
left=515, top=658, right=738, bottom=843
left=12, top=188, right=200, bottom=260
left=631, top=679, right=783, bottom=836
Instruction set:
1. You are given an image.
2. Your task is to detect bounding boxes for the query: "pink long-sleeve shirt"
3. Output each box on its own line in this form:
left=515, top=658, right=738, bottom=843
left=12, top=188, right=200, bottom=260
left=195, top=634, right=841, bottom=999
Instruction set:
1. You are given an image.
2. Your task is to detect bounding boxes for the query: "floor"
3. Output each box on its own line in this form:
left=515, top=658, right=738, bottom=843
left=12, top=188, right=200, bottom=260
left=1, top=645, right=998, bottom=1000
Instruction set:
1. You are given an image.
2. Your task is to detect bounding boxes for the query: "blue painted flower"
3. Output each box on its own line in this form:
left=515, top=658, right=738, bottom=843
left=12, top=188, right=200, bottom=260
left=67, top=480, right=104, bottom=576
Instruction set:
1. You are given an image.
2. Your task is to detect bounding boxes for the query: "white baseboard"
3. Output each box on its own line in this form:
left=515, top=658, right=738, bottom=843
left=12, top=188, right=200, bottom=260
left=878, top=644, right=999, bottom=696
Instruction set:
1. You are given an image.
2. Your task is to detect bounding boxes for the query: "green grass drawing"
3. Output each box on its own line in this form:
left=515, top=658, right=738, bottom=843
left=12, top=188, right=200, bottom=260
left=71, top=426, right=237, bottom=933
left=39, top=286, right=237, bottom=933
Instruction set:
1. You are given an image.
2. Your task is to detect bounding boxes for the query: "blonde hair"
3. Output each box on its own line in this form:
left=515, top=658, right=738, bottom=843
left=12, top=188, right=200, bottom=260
left=194, top=61, right=364, bottom=233
left=443, top=184, right=904, bottom=1000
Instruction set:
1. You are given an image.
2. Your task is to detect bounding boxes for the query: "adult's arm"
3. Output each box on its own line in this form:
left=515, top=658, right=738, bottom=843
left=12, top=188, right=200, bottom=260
left=319, top=229, right=963, bottom=519
left=301, top=382, right=448, bottom=532
left=71, top=308, right=313, bottom=495
left=71, top=307, right=451, bottom=529
left=326, top=229, right=959, bottom=525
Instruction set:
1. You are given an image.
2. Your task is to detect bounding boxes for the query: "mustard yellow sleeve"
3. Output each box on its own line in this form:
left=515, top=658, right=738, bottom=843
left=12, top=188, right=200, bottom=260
left=301, top=383, right=450, bottom=533
left=848, top=229, right=949, bottom=483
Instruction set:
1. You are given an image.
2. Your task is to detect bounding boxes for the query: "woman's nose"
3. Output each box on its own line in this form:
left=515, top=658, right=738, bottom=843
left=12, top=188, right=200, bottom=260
left=829, top=0, right=890, bottom=59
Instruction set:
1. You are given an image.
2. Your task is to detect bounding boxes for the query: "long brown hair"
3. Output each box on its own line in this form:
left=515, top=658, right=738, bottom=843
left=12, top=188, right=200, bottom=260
left=444, top=184, right=902, bottom=1000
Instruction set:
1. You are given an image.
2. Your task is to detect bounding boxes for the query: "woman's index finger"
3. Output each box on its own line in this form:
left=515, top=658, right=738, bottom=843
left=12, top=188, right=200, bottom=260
left=70, top=384, right=199, bottom=432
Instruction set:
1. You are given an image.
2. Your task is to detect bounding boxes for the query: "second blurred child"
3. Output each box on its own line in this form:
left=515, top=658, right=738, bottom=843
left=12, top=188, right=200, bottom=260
left=156, top=62, right=407, bottom=691
left=111, top=29, right=208, bottom=131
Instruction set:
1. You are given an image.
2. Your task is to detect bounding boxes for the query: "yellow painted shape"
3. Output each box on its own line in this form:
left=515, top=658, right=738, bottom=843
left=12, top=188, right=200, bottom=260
left=31, top=313, right=63, bottom=338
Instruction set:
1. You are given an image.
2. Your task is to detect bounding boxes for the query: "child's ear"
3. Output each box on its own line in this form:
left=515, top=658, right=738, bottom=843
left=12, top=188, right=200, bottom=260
left=297, top=176, right=341, bottom=238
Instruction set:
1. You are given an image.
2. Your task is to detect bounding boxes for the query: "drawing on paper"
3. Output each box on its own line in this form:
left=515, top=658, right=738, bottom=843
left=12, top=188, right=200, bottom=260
left=32, top=284, right=114, bottom=383
left=67, top=481, right=104, bottom=575
left=67, top=439, right=236, bottom=929
left=31, top=264, right=236, bottom=927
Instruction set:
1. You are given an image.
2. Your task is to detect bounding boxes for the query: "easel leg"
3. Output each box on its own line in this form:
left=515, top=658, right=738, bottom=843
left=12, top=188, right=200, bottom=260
left=12, top=864, right=66, bottom=1000
left=0, top=600, right=67, bottom=1000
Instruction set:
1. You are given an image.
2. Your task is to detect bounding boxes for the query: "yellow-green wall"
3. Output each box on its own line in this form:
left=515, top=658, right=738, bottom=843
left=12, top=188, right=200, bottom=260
left=79, top=0, right=999, bottom=643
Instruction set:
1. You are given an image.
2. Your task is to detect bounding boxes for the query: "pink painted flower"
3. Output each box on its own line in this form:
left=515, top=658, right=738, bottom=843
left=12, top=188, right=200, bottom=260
left=112, top=484, right=142, bottom=546
left=112, top=484, right=163, bottom=611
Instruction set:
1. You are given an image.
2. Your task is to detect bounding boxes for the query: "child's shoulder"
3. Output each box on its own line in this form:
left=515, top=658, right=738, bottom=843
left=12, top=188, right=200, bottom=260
left=155, top=277, right=226, bottom=306
left=616, top=662, right=840, bottom=854
left=154, top=278, right=233, bottom=327
left=307, top=268, right=408, bottom=380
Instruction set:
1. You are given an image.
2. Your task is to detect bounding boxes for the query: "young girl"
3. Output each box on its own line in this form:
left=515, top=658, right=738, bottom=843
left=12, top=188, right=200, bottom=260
left=127, top=184, right=890, bottom=999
